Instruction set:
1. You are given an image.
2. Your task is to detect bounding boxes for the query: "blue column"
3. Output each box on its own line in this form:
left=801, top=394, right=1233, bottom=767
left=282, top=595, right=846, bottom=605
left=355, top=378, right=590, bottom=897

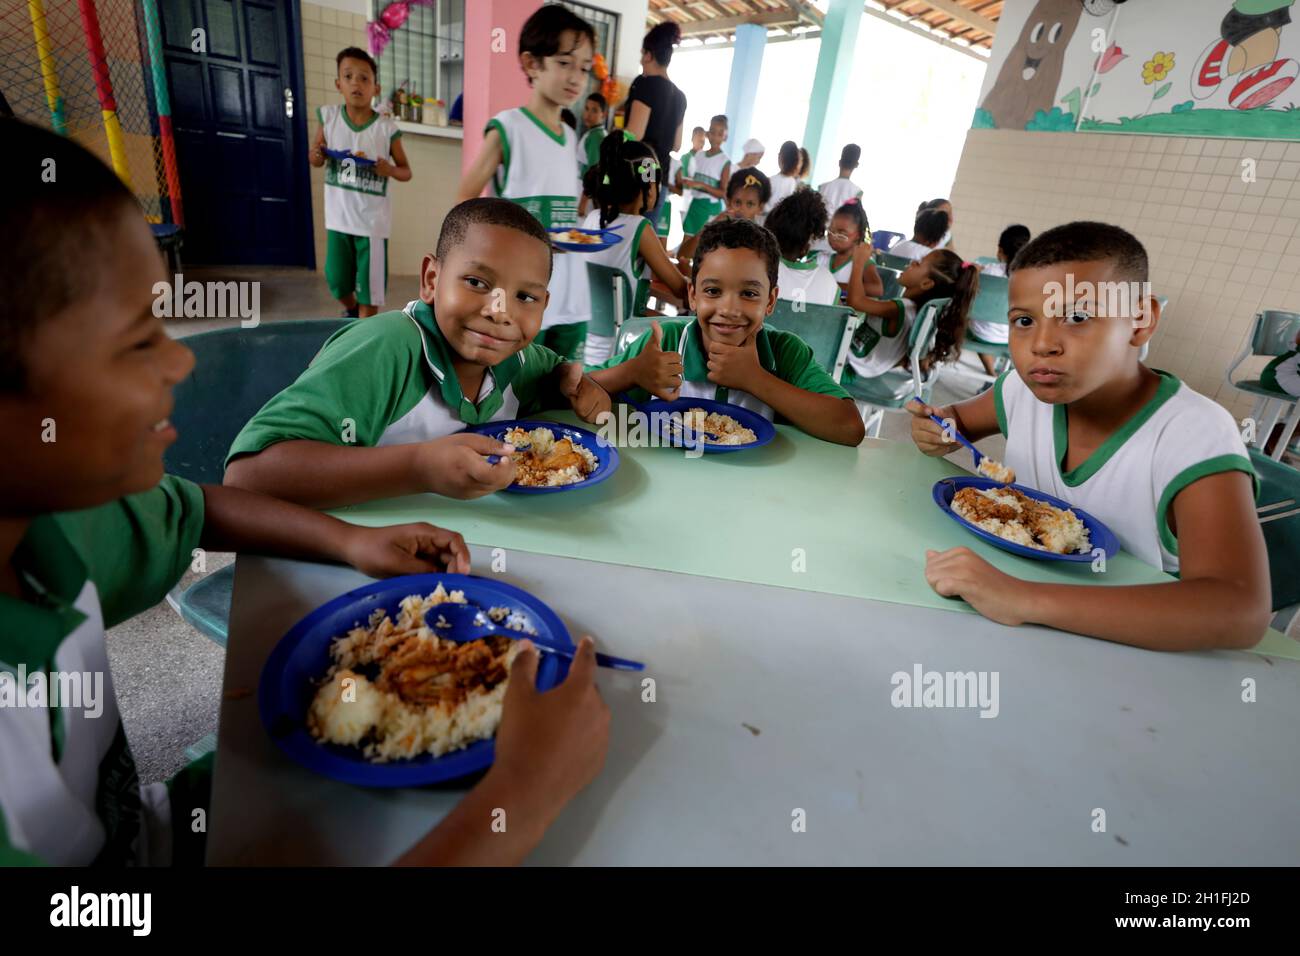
left=804, top=0, right=864, bottom=184
left=724, top=23, right=767, bottom=163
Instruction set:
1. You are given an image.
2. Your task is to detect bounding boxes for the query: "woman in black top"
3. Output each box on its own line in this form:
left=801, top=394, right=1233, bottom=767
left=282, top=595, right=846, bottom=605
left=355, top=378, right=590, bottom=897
left=623, top=22, right=687, bottom=229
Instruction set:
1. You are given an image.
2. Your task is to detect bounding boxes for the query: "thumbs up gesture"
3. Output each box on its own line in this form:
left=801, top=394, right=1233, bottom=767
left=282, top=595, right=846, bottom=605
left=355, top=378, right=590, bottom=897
left=559, top=362, right=612, bottom=424
left=631, top=320, right=685, bottom=401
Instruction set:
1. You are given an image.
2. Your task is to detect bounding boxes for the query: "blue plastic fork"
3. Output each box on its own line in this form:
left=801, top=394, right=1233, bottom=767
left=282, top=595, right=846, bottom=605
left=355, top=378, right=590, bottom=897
left=912, top=396, right=984, bottom=469
left=432, top=604, right=646, bottom=671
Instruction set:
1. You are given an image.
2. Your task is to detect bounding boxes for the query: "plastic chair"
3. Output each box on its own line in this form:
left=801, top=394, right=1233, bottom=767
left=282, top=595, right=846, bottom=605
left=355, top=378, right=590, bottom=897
left=764, top=301, right=860, bottom=382
left=871, top=230, right=905, bottom=253
left=163, top=319, right=348, bottom=646
left=843, top=298, right=949, bottom=438
left=1226, top=310, right=1300, bottom=461
left=877, top=252, right=915, bottom=272
left=974, top=256, right=999, bottom=267
left=585, top=263, right=630, bottom=365
left=876, top=266, right=902, bottom=301
left=614, top=315, right=657, bottom=356
left=1251, top=449, right=1300, bottom=633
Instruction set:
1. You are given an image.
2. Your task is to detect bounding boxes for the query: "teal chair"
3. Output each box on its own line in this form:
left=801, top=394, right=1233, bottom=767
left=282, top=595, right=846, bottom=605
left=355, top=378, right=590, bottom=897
left=963, top=273, right=1011, bottom=383
left=1226, top=310, right=1300, bottom=461
left=974, top=256, right=1000, bottom=267
left=842, top=297, right=949, bottom=438
left=878, top=252, right=915, bottom=272
left=585, top=263, right=630, bottom=365
left=1251, top=450, right=1300, bottom=633
left=876, top=266, right=902, bottom=301
left=163, top=319, right=348, bottom=646
left=615, top=315, right=657, bottom=355
left=765, top=301, right=860, bottom=381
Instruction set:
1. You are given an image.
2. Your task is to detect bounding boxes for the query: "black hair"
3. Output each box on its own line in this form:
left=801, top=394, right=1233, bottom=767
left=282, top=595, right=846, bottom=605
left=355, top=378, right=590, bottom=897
left=764, top=189, right=828, bottom=261
left=998, top=224, right=1032, bottom=262
left=436, top=197, right=553, bottom=277
left=710, top=114, right=728, bottom=128
left=1, top=119, right=140, bottom=392
left=831, top=200, right=870, bottom=243
left=692, top=217, right=780, bottom=290
left=582, top=132, right=662, bottom=228
left=1009, top=221, right=1148, bottom=283
left=913, top=209, right=950, bottom=246
left=918, top=197, right=951, bottom=213
left=726, top=167, right=771, bottom=204
left=839, top=143, right=861, bottom=167
left=560, top=108, right=577, bottom=130
left=912, top=249, right=979, bottom=367
left=692, top=125, right=706, bottom=136
left=777, top=141, right=800, bottom=175
left=337, top=46, right=378, bottom=76
left=643, top=21, right=682, bottom=66
left=519, top=5, right=597, bottom=85
left=586, top=92, right=607, bottom=111
left=798, top=147, right=811, bottom=178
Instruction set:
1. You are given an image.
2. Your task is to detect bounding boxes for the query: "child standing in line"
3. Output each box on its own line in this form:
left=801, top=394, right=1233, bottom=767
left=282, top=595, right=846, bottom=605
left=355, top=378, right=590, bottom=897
left=822, top=199, right=885, bottom=300
left=458, top=6, right=595, bottom=361
left=766, top=190, right=841, bottom=308
left=674, top=167, right=770, bottom=274
left=764, top=141, right=803, bottom=218
left=579, top=134, right=689, bottom=363
left=577, top=92, right=608, bottom=176
left=679, top=115, right=731, bottom=241
left=308, top=47, right=411, bottom=319
left=677, top=125, right=707, bottom=227
left=812, top=143, right=864, bottom=253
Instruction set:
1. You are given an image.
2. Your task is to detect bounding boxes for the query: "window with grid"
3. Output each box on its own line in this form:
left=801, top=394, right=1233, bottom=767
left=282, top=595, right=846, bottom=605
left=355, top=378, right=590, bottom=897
left=376, top=0, right=464, bottom=119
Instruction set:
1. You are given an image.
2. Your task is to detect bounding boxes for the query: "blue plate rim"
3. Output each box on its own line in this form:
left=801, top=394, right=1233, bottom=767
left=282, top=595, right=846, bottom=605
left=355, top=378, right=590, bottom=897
left=461, top=418, right=620, bottom=493
left=321, top=146, right=376, bottom=166
left=546, top=226, right=621, bottom=252
left=932, top=476, right=1121, bottom=562
left=631, top=397, right=776, bottom=454
left=258, top=572, right=572, bottom=788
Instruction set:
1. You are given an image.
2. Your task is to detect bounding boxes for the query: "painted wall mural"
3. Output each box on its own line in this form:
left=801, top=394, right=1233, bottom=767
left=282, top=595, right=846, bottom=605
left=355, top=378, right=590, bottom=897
left=974, top=0, right=1300, bottom=139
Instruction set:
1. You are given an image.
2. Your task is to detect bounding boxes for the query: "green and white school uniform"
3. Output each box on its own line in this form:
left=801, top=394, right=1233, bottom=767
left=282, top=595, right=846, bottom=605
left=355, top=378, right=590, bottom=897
left=812, top=178, right=863, bottom=253
left=593, top=318, right=849, bottom=422
left=846, top=297, right=918, bottom=380
left=1261, top=348, right=1300, bottom=397
left=227, top=301, right=566, bottom=463
left=764, top=172, right=800, bottom=216
left=319, top=104, right=401, bottom=306
left=777, top=255, right=841, bottom=307
left=486, top=107, right=589, bottom=358
left=820, top=250, right=855, bottom=286
left=994, top=369, right=1256, bottom=573
left=577, top=124, right=607, bottom=176
left=580, top=210, right=653, bottom=365
left=682, top=149, right=729, bottom=235
left=656, top=156, right=680, bottom=239
left=0, top=477, right=211, bottom=866
left=677, top=148, right=697, bottom=228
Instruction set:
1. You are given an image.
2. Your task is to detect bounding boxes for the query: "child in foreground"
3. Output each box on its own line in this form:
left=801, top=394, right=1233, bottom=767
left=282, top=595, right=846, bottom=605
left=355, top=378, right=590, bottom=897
left=0, top=120, right=608, bottom=866
left=225, top=198, right=610, bottom=509
left=588, top=218, right=866, bottom=446
left=908, top=221, right=1271, bottom=651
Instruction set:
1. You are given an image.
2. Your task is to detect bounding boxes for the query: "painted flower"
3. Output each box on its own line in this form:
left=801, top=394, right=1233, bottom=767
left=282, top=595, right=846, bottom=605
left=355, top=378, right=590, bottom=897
left=1142, top=52, right=1175, bottom=85
left=1096, top=43, right=1127, bottom=75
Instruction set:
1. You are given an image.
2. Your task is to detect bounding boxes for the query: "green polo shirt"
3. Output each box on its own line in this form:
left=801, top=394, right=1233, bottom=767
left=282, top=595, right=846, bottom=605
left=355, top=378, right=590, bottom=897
left=0, top=476, right=206, bottom=865
left=227, top=301, right=568, bottom=465
left=592, top=318, right=849, bottom=411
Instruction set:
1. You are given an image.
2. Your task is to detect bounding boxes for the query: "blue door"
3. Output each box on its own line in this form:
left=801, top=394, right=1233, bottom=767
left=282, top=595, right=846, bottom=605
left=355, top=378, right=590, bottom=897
left=160, top=0, right=313, bottom=266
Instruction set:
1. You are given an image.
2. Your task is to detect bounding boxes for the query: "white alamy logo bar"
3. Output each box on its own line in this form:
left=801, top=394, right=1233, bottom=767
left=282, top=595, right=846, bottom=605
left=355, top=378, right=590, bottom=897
left=152, top=273, right=261, bottom=328
left=50, top=886, right=151, bottom=936
left=1043, top=274, right=1153, bottom=324
left=891, top=663, right=1000, bottom=718
left=0, top=664, right=104, bottom=718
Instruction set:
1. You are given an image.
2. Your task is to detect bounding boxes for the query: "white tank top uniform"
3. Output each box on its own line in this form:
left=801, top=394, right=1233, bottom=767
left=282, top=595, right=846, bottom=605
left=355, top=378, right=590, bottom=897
left=318, top=104, right=401, bottom=238
left=887, top=239, right=932, bottom=262
left=765, top=172, right=800, bottom=216
left=995, top=369, right=1255, bottom=573
left=486, top=107, right=589, bottom=328
left=848, top=298, right=919, bottom=379
left=777, top=255, right=842, bottom=308
left=579, top=210, right=652, bottom=364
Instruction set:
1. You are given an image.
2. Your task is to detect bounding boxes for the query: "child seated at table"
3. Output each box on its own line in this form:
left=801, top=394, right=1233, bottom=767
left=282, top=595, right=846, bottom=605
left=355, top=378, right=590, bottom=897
left=224, top=198, right=611, bottom=509
left=823, top=199, right=885, bottom=300
left=579, top=132, right=689, bottom=363
left=767, top=189, right=842, bottom=308
left=587, top=218, right=866, bottom=446
left=844, top=249, right=978, bottom=383
left=907, top=221, right=1270, bottom=652
left=970, top=224, right=1032, bottom=377
left=674, top=166, right=770, bottom=274
left=0, top=119, right=608, bottom=867
left=888, top=208, right=950, bottom=262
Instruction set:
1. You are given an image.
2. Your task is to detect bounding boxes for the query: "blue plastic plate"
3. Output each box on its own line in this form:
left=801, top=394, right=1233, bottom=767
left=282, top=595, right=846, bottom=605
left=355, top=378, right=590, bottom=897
left=932, top=476, right=1121, bottom=563
left=633, top=397, right=776, bottom=454
left=461, top=419, right=619, bottom=494
left=547, top=226, right=621, bottom=252
left=258, top=573, right=571, bottom=788
left=322, top=147, right=376, bottom=166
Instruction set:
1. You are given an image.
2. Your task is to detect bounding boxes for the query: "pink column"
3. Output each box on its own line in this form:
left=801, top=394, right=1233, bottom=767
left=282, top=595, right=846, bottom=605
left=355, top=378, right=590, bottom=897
left=462, top=0, right=539, bottom=180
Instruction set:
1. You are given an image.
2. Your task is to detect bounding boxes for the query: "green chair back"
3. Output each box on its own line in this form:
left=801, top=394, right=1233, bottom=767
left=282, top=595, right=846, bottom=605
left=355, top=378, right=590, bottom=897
left=1251, top=450, right=1300, bottom=612
left=878, top=252, right=914, bottom=272
left=765, top=301, right=859, bottom=379
left=586, top=262, right=630, bottom=339
left=615, top=316, right=657, bottom=356
left=1251, top=310, right=1300, bottom=356
left=164, top=319, right=347, bottom=484
left=967, top=273, right=1009, bottom=329
left=876, top=266, right=902, bottom=301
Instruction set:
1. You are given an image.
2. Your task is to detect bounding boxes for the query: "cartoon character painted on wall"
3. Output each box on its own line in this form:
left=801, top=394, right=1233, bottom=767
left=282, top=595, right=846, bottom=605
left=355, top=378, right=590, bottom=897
left=1194, top=1, right=1300, bottom=109
left=980, top=0, right=1086, bottom=129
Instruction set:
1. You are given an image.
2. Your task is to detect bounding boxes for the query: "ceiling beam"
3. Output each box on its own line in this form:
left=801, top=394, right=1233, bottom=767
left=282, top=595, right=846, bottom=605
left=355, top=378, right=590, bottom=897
left=862, top=3, right=990, bottom=60
left=909, top=0, right=997, bottom=37
left=676, top=10, right=800, bottom=36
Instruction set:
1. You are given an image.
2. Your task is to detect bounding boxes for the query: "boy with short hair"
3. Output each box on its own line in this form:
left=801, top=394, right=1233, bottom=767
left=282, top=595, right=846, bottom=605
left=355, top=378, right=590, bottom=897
left=578, top=92, right=608, bottom=175
left=908, top=221, right=1271, bottom=651
left=589, top=218, right=866, bottom=447
left=308, top=47, right=411, bottom=319
left=1, top=120, right=608, bottom=866
left=224, top=198, right=611, bottom=508
left=679, top=116, right=730, bottom=240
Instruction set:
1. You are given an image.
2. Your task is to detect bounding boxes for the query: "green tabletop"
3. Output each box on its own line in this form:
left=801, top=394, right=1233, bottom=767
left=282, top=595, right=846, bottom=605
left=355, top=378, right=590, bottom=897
left=334, top=413, right=1296, bottom=660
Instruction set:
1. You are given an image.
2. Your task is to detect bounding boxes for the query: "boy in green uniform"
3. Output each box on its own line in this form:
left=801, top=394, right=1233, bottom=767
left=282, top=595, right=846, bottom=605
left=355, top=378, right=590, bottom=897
left=589, top=218, right=866, bottom=447
left=0, top=121, right=609, bottom=866
left=224, top=198, right=611, bottom=508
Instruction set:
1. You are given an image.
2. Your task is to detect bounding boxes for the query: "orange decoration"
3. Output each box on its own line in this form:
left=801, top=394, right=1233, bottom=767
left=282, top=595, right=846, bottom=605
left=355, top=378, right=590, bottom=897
left=592, top=53, right=609, bottom=81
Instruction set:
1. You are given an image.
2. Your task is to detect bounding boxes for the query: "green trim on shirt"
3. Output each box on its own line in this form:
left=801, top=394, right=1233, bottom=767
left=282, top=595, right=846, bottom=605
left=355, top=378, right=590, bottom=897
left=1156, top=454, right=1259, bottom=556
left=485, top=118, right=511, bottom=195
left=1054, top=371, right=1180, bottom=487
left=629, top=217, right=652, bottom=280
left=781, top=256, right=819, bottom=272
left=994, top=370, right=1011, bottom=436
left=340, top=107, right=381, bottom=133
left=520, top=106, right=567, bottom=146
left=0, top=808, right=43, bottom=866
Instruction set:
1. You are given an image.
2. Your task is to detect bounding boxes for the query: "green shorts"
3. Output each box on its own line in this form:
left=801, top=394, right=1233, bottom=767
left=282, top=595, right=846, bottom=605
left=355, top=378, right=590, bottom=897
left=536, top=322, right=588, bottom=362
left=326, top=230, right=388, bottom=306
left=655, top=198, right=672, bottom=238
left=682, top=198, right=723, bottom=237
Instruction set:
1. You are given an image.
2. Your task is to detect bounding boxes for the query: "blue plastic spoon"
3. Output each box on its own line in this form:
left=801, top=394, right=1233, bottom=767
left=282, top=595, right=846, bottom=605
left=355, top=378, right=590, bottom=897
left=431, top=604, right=646, bottom=672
